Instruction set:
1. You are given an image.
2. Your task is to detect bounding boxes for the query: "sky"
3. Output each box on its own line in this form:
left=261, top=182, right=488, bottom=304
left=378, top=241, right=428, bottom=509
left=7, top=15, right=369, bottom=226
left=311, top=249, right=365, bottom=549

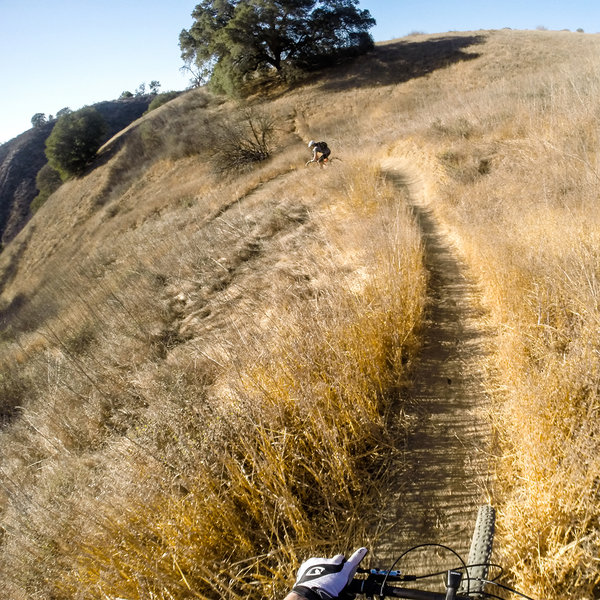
left=1, top=0, right=599, bottom=144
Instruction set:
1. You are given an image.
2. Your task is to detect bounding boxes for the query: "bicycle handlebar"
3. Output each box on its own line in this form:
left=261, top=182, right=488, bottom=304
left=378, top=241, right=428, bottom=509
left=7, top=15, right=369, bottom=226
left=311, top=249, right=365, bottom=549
left=347, top=577, right=470, bottom=600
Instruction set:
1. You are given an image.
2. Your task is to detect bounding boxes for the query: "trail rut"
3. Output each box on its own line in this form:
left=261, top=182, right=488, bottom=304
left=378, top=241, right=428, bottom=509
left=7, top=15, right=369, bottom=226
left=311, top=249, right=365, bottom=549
left=372, top=160, right=493, bottom=579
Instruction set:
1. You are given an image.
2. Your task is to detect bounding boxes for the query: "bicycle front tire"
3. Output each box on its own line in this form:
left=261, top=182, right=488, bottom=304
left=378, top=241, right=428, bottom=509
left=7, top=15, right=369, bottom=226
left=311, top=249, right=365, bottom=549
left=460, top=505, right=495, bottom=597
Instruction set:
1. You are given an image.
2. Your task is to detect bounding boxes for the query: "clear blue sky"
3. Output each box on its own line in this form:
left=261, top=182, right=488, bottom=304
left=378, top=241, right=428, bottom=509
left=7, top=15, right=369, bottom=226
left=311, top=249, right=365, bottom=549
left=1, top=0, right=599, bottom=144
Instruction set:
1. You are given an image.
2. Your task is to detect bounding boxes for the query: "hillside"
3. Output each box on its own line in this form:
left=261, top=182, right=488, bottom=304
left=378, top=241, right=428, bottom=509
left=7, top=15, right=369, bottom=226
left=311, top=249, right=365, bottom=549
left=0, top=122, right=54, bottom=246
left=0, top=96, right=153, bottom=247
left=0, top=29, right=599, bottom=600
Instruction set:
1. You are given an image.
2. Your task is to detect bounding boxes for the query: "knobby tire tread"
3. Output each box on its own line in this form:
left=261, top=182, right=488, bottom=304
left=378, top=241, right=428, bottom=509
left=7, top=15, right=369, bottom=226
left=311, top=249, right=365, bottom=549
left=460, top=505, right=495, bottom=597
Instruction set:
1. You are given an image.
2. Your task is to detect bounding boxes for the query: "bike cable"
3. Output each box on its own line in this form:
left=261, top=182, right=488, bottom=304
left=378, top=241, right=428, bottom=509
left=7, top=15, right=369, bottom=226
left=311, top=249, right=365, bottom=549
left=380, top=543, right=468, bottom=596
left=477, top=579, right=540, bottom=600
left=407, top=562, right=503, bottom=582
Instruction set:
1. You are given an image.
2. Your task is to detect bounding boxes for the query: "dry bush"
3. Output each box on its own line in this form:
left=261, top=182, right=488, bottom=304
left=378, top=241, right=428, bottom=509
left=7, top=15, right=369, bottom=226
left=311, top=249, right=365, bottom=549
left=210, top=109, right=277, bottom=173
left=0, top=365, right=27, bottom=424
left=100, top=97, right=280, bottom=207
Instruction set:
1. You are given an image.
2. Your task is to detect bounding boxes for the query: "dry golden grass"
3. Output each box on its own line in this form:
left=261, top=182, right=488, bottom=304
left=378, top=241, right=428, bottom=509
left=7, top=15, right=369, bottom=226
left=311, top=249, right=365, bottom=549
left=387, top=30, right=600, bottom=599
left=1, top=27, right=600, bottom=600
left=0, top=78, right=425, bottom=598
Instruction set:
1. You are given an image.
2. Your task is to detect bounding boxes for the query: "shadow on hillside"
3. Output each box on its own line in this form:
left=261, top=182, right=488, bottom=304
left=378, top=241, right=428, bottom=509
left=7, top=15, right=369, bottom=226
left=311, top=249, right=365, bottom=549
left=318, top=34, right=486, bottom=91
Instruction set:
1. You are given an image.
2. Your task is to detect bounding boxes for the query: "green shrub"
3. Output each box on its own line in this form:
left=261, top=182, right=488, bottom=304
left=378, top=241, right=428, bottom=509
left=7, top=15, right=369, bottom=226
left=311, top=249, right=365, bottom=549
left=45, top=107, right=107, bottom=179
left=31, top=163, right=62, bottom=213
left=146, top=91, right=180, bottom=113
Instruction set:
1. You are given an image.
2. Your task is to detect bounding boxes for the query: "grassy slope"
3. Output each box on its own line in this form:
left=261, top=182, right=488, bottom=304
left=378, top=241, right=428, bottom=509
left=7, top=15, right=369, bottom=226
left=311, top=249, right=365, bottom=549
left=388, top=31, right=600, bottom=598
left=0, top=28, right=599, bottom=599
left=0, top=56, right=427, bottom=599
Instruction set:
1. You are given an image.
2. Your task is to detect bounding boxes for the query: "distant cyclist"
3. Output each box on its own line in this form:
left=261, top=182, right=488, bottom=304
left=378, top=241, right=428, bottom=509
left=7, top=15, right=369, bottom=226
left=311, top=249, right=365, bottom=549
left=307, top=140, right=331, bottom=166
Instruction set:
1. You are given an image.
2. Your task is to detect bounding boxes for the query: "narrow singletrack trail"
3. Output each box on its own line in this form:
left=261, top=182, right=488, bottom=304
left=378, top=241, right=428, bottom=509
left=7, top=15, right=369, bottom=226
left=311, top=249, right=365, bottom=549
left=372, top=159, right=494, bottom=578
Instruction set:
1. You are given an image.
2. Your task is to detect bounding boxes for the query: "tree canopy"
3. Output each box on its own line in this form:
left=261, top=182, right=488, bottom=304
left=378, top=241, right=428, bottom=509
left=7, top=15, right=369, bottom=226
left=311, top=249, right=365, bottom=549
left=31, top=113, right=47, bottom=128
left=179, top=0, right=375, bottom=93
left=45, top=107, right=107, bottom=180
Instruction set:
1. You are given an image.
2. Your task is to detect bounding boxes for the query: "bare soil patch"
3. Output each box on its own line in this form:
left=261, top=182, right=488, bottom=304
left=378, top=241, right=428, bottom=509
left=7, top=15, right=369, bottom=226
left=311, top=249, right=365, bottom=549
left=371, top=160, right=493, bottom=580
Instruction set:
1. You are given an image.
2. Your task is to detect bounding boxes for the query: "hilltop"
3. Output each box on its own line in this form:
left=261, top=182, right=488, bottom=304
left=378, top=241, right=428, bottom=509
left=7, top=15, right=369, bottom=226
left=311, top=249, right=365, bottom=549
left=0, top=29, right=599, bottom=600
left=0, top=96, right=153, bottom=247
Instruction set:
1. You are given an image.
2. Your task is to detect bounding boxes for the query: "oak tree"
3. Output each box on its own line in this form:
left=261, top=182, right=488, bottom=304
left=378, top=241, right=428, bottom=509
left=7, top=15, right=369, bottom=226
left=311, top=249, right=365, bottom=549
left=31, top=113, right=47, bottom=128
left=179, top=0, right=375, bottom=93
left=45, top=107, right=107, bottom=179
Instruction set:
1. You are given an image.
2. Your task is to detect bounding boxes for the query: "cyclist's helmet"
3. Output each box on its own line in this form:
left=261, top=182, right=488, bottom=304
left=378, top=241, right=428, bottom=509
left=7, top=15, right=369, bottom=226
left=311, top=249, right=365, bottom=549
left=308, top=140, right=316, bottom=148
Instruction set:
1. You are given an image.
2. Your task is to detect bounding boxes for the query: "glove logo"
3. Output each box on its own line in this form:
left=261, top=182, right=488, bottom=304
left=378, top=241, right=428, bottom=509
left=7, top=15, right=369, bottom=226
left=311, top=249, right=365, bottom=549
left=305, top=567, right=326, bottom=577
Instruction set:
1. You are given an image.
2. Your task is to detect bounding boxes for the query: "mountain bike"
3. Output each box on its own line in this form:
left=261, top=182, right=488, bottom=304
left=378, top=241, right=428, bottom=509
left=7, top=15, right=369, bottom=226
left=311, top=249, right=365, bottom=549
left=305, top=156, right=342, bottom=167
left=347, top=505, right=537, bottom=600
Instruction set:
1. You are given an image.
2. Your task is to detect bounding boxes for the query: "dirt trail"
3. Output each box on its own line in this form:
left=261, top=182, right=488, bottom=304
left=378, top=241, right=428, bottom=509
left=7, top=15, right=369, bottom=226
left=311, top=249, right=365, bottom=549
left=372, top=159, right=494, bottom=579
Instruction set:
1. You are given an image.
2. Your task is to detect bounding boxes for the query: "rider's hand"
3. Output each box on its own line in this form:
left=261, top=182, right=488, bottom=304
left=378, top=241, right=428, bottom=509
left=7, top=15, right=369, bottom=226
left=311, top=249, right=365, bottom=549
left=290, top=548, right=368, bottom=600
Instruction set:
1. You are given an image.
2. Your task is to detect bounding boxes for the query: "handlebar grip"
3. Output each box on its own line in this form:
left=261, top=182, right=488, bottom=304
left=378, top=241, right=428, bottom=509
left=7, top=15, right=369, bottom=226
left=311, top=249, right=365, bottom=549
left=347, top=579, right=371, bottom=595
